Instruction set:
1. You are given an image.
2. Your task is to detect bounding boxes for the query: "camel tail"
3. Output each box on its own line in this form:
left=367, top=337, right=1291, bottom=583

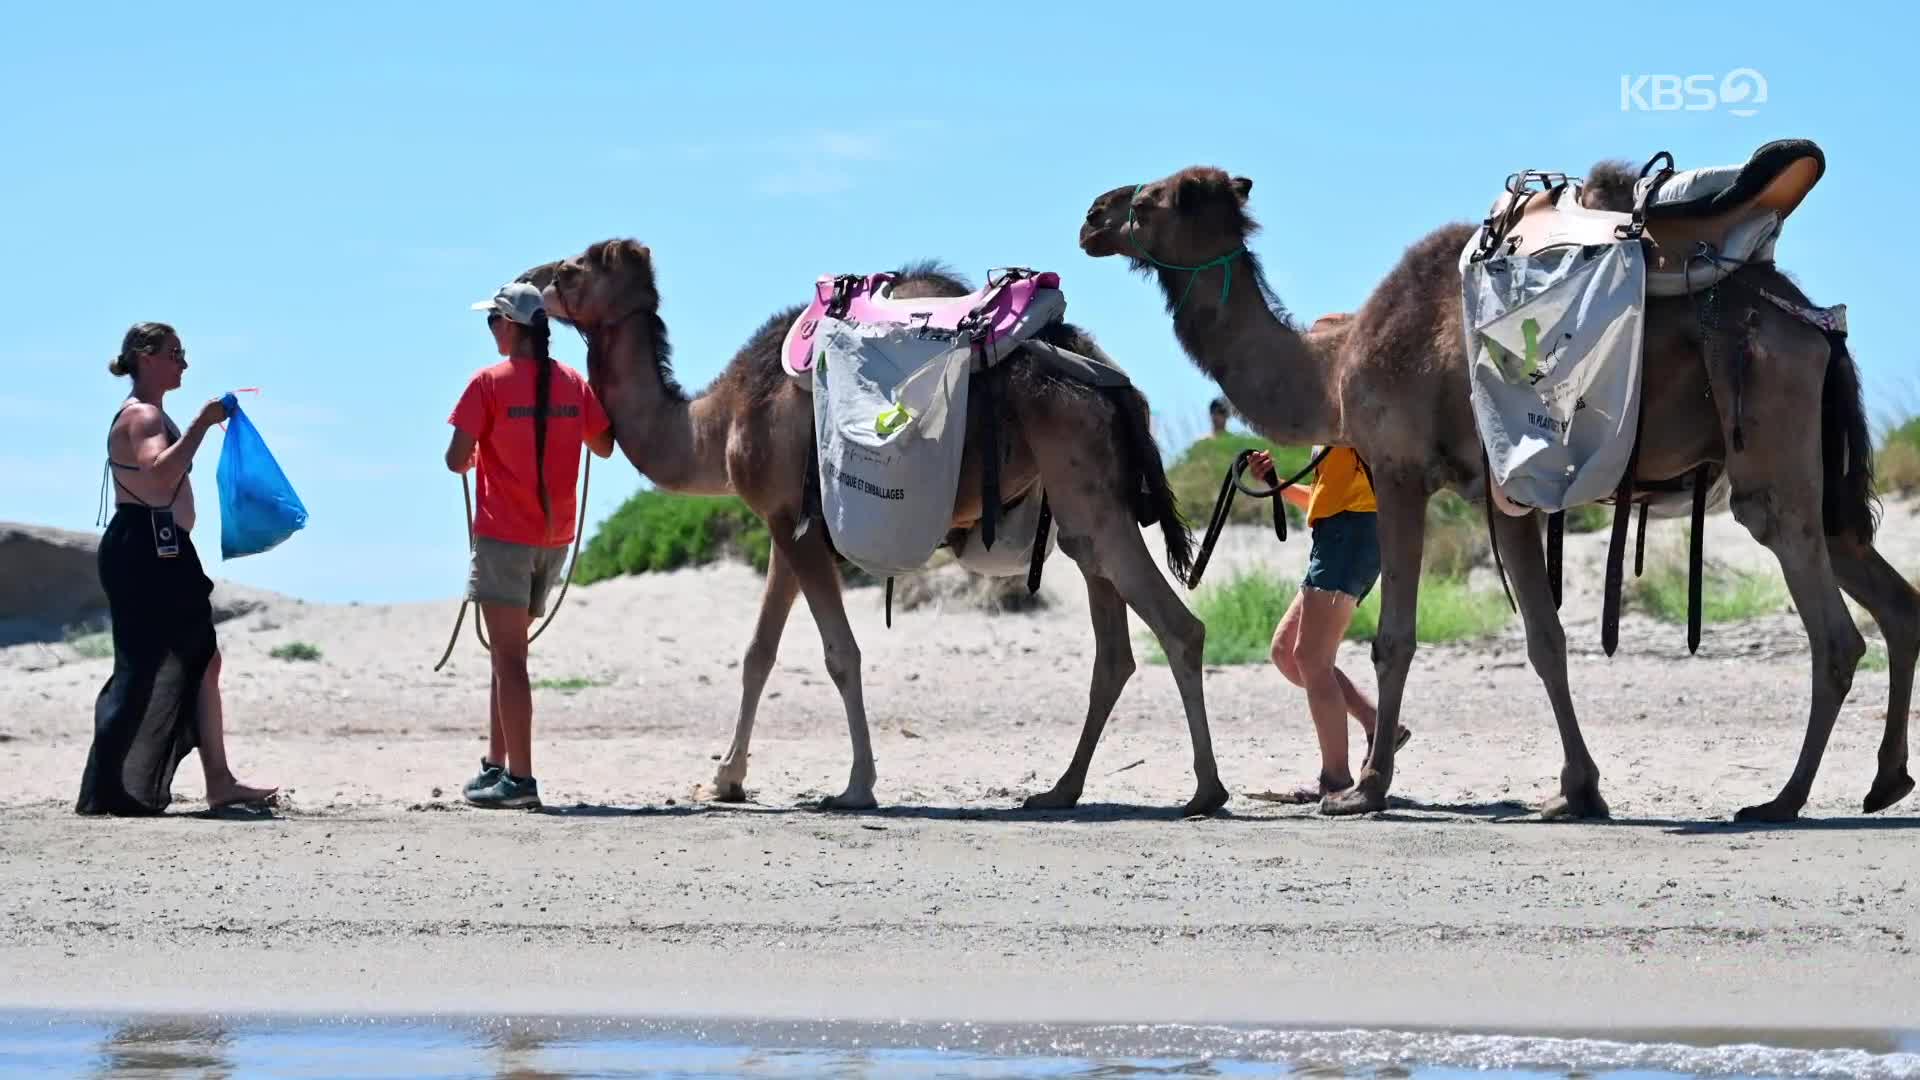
left=1104, top=383, right=1194, bottom=581
left=1821, top=331, right=1880, bottom=545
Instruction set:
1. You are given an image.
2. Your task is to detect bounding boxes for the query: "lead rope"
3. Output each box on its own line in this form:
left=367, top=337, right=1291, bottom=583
left=431, top=449, right=592, bottom=672
left=1186, top=446, right=1330, bottom=590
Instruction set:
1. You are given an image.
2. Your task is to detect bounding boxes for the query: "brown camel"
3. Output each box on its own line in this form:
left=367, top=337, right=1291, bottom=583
left=1079, top=165, right=1919, bottom=822
left=516, top=239, right=1231, bottom=814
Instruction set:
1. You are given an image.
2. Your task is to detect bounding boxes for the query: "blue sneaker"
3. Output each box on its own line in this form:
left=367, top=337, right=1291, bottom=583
left=466, top=772, right=541, bottom=810
left=462, top=758, right=504, bottom=799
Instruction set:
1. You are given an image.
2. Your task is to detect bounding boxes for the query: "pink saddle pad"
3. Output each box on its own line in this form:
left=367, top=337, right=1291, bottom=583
left=781, top=270, right=1061, bottom=378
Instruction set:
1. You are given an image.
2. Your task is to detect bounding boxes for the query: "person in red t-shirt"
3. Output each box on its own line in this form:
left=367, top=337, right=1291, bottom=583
left=445, top=281, right=615, bottom=809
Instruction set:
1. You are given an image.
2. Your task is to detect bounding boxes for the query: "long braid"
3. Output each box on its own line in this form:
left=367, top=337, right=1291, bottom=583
left=530, top=313, right=554, bottom=535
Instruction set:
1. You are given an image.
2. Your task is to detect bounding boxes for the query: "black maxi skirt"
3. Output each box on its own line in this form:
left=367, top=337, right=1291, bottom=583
left=75, top=505, right=218, bottom=816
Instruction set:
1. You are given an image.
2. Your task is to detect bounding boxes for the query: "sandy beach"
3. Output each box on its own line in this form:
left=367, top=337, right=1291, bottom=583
left=4, top=501, right=1919, bottom=1034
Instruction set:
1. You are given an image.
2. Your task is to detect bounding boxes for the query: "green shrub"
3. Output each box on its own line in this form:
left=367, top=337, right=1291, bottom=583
left=1565, top=504, right=1612, bottom=533
left=1167, top=433, right=1309, bottom=529
left=1876, top=414, right=1920, bottom=495
left=1629, top=535, right=1787, bottom=624
left=1345, top=576, right=1512, bottom=644
left=1156, top=569, right=1296, bottom=666
left=270, top=642, right=322, bottom=662
left=534, top=676, right=604, bottom=693
left=67, top=629, right=113, bottom=660
left=1144, top=566, right=1512, bottom=665
left=1861, top=643, right=1890, bottom=674
left=573, top=491, right=771, bottom=583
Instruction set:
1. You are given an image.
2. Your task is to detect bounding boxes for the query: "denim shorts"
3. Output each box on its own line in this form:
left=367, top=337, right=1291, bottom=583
left=1301, top=510, right=1381, bottom=602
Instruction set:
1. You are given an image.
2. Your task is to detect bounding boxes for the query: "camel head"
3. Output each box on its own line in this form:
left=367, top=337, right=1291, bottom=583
left=1079, top=166, right=1255, bottom=268
left=517, top=238, right=676, bottom=400
left=520, top=238, right=660, bottom=329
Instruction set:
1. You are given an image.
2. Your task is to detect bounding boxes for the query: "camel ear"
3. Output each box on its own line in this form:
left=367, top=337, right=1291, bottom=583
left=1231, top=176, right=1252, bottom=203
left=623, top=240, right=651, bottom=262
left=1174, top=176, right=1205, bottom=209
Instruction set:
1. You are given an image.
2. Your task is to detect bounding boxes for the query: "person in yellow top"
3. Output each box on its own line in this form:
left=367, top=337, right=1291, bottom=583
left=1247, top=442, right=1409, bottom=805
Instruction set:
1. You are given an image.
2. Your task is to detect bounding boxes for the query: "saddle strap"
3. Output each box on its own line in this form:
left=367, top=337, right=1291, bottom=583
left=1027, top=493, right=1052, bottom=596
left=1634, top=503, right=1649, bottom=578
left=884, top=576, right=894, bottom=629
left=977, top=367, right=1001, bottom=551
left=1688, top=463, right=1710, bottom=654
left=1602, top=451, right=1643, bottom=659
left=1546, top=510, right=1565, bottom=610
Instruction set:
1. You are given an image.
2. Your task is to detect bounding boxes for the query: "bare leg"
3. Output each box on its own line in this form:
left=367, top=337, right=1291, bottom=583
left=1024, top=573, right=1135, bottom=810
left=481, top=604, right=535, bottom=780
left=711, top=545, right=801, bottom=801
left=487, top=672, right=505, bottom=769
left=1831, top=539, right=1919, bottom=812
left=1291, top=587, right=1364, bottom=791
left=1324, top=471, right=1426, bottom=816
left=773, top=517, right=876, bottom=810
left=1492, top=512, right=1608, bottom=819
left=197, top=650, right=277, bottom=808
left=1270, top=591, right=1306, bottom=687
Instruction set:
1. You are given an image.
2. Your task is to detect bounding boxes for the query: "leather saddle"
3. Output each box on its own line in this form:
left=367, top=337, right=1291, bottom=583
left=1469, top=139, right=1825, bottom=297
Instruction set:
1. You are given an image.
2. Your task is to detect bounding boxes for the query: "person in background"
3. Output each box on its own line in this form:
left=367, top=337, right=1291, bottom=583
left=1208, top=397, right=1232, bottom=437
left=445, top=282, right=616, bottom=809
left=80, top=322, right=277, bottom=816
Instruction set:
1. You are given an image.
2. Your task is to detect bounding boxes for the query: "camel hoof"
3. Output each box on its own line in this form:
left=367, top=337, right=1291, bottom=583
left=1540, top=787, right=1610, bottom=822
left=819, top=789, right=879, bottom=812
left=1734, top=799, right=1803, bottom=824
left=1182, top=780, right=1230, bottom=818
left=1863, top=770, right=1915, bottom=814
left=1022, top=786, right=1082, bottom=811
left=1319, top=774, right=1387, bottom=817
left=708, top=778, right=749, bottom=803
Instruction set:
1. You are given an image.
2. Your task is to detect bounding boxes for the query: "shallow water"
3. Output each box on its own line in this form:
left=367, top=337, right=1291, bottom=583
left=2, top=1012, right=1917, bottom=1079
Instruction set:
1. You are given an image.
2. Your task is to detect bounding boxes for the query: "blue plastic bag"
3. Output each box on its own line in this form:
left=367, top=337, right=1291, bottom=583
left=216, top=393, right=308, bottom=559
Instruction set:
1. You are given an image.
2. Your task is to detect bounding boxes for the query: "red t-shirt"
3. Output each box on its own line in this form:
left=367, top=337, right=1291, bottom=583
left=449, top=358, right=611, bottom=547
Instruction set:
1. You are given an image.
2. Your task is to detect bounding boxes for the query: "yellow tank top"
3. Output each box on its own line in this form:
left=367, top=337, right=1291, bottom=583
left=1305, top=446, right=1376, bottom=523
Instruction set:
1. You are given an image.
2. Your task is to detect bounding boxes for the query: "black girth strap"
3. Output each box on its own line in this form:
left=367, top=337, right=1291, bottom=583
left=1688, top=463, right=1710, bottom=654
left=1602, top=464, right=1638, bottom=658
left=1027, top=493, right=1052, bottom=595
left=1546, top=510, right=1565, bottom=610
left=884, top=576, right=894, bottom=629
left=976, top=370, right=1001, bottom=551
left=1634, top=503, right=1649, bottom=578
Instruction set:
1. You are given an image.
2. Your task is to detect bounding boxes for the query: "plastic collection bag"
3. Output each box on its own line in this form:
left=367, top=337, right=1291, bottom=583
left=216, top=392, right=308, bottom=559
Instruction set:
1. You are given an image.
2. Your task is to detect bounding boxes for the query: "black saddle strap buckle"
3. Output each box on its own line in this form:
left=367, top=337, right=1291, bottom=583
left=825, top=274, right=860, bottom=320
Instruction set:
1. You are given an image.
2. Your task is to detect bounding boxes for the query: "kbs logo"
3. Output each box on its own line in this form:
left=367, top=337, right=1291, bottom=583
left=1620, top=68, right=1768, bottom=117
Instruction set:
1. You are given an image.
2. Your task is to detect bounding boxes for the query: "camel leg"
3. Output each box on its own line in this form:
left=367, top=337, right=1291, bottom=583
left=1709, top=352, right=1865, bottom=822
left=1830, top=540, right=1919, bottom=813
left=1022, top=572, right=1135, bottom=811
left=771, top=516, right=878, bottom=811
left=1323, top=472, right=1426, bottom=817
left=1493, top=512, right=1609, bottom=819
left=710, top=543, right=802, bottom=801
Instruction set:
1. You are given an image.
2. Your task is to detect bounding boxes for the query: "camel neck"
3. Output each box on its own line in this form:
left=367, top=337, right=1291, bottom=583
left=1158, top=261, right=1343, bottom=448
left=593, top=316, right=731, bottom=495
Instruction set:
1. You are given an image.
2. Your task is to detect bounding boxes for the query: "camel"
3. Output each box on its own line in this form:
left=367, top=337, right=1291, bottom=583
left=515, top=239, right=1232, bottom=814
left=1079, top=164, right=1919, bottom=822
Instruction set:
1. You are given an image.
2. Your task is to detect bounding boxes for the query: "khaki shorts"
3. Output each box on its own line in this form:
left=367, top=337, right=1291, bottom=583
left=468, top=536, right=570, bottom=615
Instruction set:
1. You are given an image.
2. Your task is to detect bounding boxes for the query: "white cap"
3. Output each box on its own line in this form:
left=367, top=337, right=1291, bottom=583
left=470, top=281, right=546, bottom=326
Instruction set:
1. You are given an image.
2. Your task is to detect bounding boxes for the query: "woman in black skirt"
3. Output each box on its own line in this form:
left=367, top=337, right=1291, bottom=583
left=79, top=322, right=276, bottom=815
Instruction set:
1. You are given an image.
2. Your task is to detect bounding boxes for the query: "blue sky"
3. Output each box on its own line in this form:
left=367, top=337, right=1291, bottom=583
left=3, top=2, right=1910, bottom=603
